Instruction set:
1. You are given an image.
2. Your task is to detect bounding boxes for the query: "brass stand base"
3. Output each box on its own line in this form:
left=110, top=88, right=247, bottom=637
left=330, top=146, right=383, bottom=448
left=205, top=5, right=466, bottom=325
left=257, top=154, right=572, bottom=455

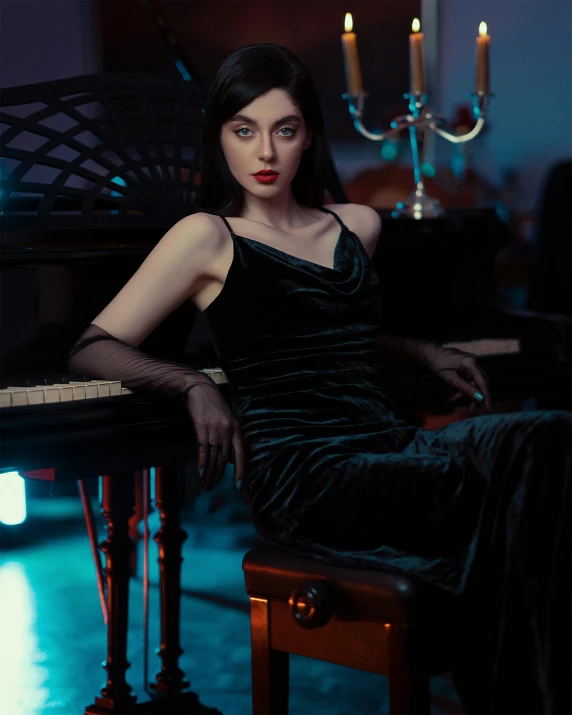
left=392, top=188, right=445, bottom=219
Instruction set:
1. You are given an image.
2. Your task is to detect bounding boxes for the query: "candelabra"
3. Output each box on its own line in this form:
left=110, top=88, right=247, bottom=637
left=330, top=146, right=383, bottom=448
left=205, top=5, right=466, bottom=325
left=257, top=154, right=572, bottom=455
left=343, top=89, right=492, bottom=218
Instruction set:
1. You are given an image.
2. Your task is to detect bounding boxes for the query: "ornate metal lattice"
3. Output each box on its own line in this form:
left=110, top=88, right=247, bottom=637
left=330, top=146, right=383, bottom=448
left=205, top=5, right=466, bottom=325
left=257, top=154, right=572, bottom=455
left=0, top=73, right=206, bottom=229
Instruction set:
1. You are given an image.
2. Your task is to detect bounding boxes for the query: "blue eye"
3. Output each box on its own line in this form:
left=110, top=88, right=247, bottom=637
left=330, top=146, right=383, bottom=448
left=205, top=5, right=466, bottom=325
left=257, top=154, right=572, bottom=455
left=234, top=127, right=296, bottom=138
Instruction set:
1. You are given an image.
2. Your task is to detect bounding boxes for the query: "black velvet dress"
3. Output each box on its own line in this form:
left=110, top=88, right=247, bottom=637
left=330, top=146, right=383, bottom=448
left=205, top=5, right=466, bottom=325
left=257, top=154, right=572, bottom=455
left=204, top=207, right=571, bottom=714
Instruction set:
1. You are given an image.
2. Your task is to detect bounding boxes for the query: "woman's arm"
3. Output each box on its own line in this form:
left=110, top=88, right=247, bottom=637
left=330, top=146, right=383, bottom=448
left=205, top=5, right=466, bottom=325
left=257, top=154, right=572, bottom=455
left=374, top=334, right=442, bottom=366
left=68, top=212, right=222, bottom=399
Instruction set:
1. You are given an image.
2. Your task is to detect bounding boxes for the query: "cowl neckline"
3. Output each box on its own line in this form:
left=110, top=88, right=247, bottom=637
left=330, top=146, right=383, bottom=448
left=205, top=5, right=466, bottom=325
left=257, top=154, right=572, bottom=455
left=232, top=227, right=344, bottom=274
left=228, top=206, right=369, bottom=283
left=204, top=208, right=370, bottom=315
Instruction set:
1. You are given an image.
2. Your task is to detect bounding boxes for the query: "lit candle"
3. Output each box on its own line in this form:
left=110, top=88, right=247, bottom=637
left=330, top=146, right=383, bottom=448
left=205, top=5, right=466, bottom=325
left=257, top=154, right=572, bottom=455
left=409, top=18, right=426, bottom=95
left=476, top=22, right=490, bottom=94
left=341, top=12, right=364, bottom=94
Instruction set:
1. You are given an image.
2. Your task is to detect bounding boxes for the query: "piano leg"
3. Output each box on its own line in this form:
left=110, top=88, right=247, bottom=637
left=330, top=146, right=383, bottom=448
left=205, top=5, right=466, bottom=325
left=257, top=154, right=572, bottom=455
left=150, top=464, right=190, bottom=695
left=141, top=464, right=216, bottom=713
left=85, top=472, right=137, bottom=714
left=83, top=468, right=219, bottom=715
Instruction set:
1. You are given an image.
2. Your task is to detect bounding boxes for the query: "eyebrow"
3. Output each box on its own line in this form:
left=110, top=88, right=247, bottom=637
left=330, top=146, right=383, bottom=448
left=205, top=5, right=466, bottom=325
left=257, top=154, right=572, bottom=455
left=228, top=114, right=302, bottom=126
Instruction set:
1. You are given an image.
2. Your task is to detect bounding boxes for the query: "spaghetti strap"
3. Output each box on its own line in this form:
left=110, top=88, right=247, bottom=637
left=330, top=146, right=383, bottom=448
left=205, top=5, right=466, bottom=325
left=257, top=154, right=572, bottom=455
left=218, top=207, right=348, bottom=238
left=318, top=205, right=346, bottom=231
left=218, top=215, right=234, bottom=236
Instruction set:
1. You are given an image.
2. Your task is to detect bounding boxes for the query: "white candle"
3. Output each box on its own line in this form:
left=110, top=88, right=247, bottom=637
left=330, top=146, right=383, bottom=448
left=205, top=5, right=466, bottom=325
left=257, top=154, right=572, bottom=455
left=476, top=21, right=491, bottom=94
left=341, top=12, right=364, bottom=94
left=409, top=18, right=426, bottom=94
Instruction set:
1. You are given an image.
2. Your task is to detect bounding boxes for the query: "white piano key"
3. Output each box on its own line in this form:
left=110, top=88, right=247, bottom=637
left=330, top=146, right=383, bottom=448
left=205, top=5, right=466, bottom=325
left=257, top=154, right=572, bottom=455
left=95, top=383, right=111, bottom=397
left=24, top=389, right=46, bottom=405
left=51, top=383, right=87, bottom=400
left=84, top=383, right=99, bottom=398
left=8, top=389, right=30, bottom=407
left=201, top=368, right=227, bottom=384
left=67, top=380, right=122, bottom=398
left=443, top=338, right=520, bottom=356
left=0, top=380, right=126, bottom=407
left=1, top=387, right=47, bottom=407
left=42, top=387, right=62, bottom=403
left=107, top=381, right=122, bottom=396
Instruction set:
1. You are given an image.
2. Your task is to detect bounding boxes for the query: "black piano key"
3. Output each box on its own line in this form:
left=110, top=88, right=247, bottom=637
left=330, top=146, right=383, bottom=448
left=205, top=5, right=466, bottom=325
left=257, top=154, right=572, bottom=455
left=0, top=374, right=99, bottom=389
left=67, top=373, right=95, bottom=382
left=0, top=376, right=37, bottom=388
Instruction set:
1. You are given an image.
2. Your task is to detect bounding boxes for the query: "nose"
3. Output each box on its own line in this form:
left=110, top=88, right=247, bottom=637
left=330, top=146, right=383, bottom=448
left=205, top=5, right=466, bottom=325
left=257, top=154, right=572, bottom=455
left=258, top=132, right=277, bottom=162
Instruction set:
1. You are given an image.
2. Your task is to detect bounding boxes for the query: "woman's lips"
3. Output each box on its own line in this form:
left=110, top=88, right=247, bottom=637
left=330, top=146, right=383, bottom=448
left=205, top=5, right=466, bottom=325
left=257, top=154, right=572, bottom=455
left=253, top=173, right=279, bottom=183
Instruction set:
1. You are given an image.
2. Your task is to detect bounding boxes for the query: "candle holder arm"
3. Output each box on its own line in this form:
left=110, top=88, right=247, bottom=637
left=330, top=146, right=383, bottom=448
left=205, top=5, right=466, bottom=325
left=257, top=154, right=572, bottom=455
left=344, top=92, right=425, bottom=142
left=429, top=116, right=486, bottom=144
left=428, top=91, right=490, bottom=144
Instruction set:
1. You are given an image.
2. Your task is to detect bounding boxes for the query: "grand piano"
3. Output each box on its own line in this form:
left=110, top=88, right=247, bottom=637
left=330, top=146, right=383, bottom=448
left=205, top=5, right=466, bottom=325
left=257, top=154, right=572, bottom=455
left=2, top=9, right=571, bottom=715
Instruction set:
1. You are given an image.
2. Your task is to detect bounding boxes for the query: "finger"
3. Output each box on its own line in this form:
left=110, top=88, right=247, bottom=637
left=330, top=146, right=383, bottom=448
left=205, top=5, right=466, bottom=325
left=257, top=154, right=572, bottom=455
left=209, top=438, right=232, bottom=491
left=200, top=426, right=218, bottom=489
left=232, top=431, right=246, bottom=488
left=446, top=390, right=464, bottom=404
left=194, top=425, right=210, bottom=484
left=203, top=450, right=224, bottom=491
left=202, top=443, right=223, bottom=491
left=445, top=373, right=479, bottom=402
left=468, top=368, right=492, bottom=412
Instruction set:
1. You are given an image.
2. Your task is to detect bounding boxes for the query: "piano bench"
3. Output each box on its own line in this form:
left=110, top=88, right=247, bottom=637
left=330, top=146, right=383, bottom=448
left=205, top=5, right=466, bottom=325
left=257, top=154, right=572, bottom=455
left=242, top=544, right=465, bottom=715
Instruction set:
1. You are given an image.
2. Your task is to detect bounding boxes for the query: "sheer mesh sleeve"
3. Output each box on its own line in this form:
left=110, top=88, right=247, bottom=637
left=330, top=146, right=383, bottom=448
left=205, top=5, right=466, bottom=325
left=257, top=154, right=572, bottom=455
left=68, top=323, right=215, bottom=400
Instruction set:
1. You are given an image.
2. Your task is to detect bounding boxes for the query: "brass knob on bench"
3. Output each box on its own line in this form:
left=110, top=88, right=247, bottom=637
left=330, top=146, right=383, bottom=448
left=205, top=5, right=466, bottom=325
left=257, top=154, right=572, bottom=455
left=288, top=580, right=332, bottom=629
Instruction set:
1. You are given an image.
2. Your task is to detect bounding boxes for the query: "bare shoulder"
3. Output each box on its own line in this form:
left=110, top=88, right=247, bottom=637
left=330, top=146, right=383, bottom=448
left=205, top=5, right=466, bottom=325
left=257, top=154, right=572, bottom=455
left=154, top=211, right=227, bottom=264
left=326, top=203, right=382, bottom=257
left=88, top=212, right=227, bottom=346
left=172, top=211, right=226, bottom=246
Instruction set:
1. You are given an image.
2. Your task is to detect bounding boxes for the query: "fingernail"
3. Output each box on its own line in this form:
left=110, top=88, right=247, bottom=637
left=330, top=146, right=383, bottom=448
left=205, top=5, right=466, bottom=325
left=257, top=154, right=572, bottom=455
left=472, top=391, right=484, bottom=402
left=235, top=480, right=243, bottom=491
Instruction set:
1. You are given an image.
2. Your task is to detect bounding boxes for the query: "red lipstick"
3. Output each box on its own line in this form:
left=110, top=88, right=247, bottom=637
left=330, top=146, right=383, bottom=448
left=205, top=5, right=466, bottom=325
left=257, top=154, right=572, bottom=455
left=253, top=170, right=279, bottom=184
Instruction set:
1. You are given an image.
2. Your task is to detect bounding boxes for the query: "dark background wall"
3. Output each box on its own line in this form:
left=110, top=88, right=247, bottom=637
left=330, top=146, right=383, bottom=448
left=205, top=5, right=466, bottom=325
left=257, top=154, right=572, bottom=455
left=2, top=0, right=570, bottom=209
left=439, top=0, right=572, bottom=211
left=96, top=0, right=416, bottom=143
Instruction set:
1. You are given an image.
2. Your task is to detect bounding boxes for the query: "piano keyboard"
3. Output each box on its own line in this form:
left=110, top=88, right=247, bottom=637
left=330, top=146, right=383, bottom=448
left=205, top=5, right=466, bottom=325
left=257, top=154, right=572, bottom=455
left=0, top=369, right=228, bottom=408
left=443, top=338, right=520, bottom=356
left=0, top=339, right=521, bottom=408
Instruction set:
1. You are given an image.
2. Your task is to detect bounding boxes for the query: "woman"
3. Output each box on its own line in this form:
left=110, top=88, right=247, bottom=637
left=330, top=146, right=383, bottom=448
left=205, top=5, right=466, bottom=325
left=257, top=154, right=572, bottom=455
left=69, top=44, right=571, bottom=714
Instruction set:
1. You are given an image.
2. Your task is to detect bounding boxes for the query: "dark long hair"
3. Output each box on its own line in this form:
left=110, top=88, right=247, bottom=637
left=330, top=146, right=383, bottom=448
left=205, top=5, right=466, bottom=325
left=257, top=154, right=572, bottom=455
left=198, top=43, right=328, bottom=217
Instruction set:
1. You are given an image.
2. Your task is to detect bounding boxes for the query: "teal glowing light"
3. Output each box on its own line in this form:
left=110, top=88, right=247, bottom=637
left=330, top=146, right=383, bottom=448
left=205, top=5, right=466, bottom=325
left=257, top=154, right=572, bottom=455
left=0, top=471, right=27, bottom=525
left=175, top=60, right=192, bottom=82
left=451, top=154, right=465, bottom=179
left=110, top=176, right=127, bottom=196
left=109, top=176, right=127, bottom=216
left=381, top=142, right=398, bottom=161
left=421, top=162, right=436, bottom=177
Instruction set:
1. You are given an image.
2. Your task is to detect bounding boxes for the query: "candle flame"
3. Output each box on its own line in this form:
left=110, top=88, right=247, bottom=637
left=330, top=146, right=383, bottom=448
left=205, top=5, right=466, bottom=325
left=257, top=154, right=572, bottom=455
left=344, top=12, right=353, bottom=33
left=479, top=21, right=488, bottom=36
left=412, top=18, right=421, bottom=33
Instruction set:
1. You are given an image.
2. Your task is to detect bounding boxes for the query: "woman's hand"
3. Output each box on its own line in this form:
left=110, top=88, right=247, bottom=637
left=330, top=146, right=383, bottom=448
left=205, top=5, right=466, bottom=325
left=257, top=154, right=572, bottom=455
left=183, top=381, right=245, bottom=491
left=424, top=346, right=492, bottom=416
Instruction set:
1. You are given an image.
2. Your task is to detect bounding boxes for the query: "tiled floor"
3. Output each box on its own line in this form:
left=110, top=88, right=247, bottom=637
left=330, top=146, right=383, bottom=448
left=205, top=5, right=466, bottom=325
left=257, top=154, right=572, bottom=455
left=0, top=494, right=465, bottom=715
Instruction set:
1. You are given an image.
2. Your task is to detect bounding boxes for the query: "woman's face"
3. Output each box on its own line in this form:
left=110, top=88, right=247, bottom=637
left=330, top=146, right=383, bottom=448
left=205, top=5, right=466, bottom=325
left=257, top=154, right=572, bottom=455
left=220, top=88, right=312, bottom=199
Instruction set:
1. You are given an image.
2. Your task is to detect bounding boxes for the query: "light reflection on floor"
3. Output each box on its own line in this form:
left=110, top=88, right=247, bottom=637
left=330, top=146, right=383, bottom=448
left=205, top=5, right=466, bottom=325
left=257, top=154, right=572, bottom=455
left=0, top=562, right=50, bottom=715
left=0, top=497, right=464, bottom=715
